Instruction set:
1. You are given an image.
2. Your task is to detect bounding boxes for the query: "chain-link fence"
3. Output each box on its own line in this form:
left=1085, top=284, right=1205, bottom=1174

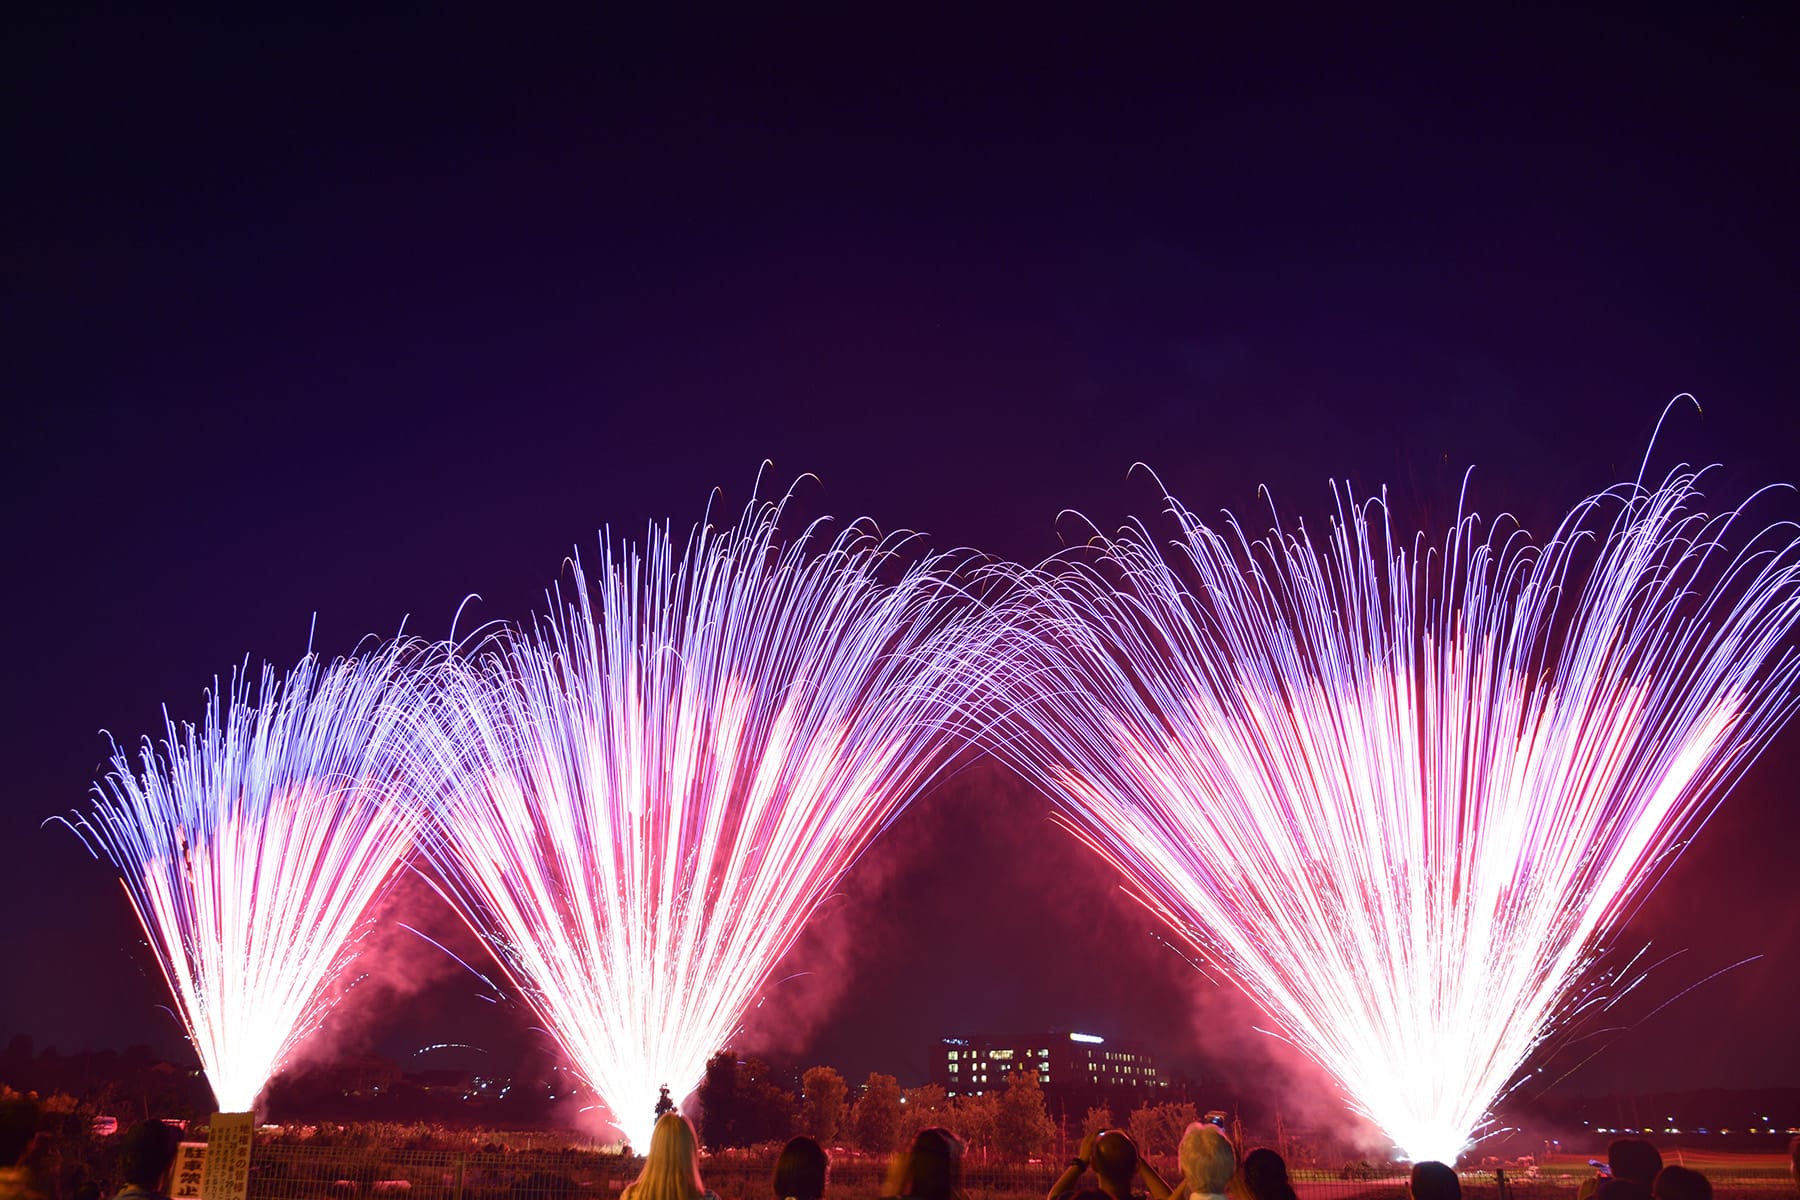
left=248, top=1144, right=627, bottom=1200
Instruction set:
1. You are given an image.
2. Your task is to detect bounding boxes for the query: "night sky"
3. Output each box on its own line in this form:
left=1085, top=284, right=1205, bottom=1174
left=5, top=8, right=1797, bottom=1116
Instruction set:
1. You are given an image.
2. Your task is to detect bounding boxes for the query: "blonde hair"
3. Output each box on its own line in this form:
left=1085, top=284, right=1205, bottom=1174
left=623, top=1113, right=708, bottom=1200
left=1179, top=1123, right=1236, bottom=1196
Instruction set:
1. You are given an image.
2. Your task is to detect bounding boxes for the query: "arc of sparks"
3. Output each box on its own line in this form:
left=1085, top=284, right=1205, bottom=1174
left=988, top=465, right=1800, bottom=1164
left=54, top=641, right=431, bottom=1113
left=406, top=487, right=1002, bottom=1147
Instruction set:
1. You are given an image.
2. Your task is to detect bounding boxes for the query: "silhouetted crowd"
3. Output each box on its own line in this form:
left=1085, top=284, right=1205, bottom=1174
left=611, top=1112, right=1800, bottom=1200
left=1574, top=1139, right=1720, bottom=1200
left=4, top=1096, right=1799, bottom=1200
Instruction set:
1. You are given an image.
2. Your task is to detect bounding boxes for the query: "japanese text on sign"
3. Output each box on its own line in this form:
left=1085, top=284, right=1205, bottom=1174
left=200, top=1112, right=253, bottom=1200
left=172, top=1143, right=207, bottom=1200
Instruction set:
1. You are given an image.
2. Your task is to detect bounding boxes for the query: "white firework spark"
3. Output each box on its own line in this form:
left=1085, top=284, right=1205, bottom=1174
left=56, top=641, right=430, bottom=1113
left=988, top=464, right=1800, bottom=1163
left=406, top=488, right=1000, bottom=1147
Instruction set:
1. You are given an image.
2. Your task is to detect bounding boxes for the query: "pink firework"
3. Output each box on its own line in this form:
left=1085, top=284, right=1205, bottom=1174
left=56, top=642, right=430, bottom=1113
left=990, top=464, right=1800, bottom=1163
left=406, top=489, right=999, bottom=1147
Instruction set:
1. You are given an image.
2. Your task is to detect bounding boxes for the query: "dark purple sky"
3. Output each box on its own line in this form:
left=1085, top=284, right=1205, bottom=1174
left=4, top=9, right=1797, bottom=1112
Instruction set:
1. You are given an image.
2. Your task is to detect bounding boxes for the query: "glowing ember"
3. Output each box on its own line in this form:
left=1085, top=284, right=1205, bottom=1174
left=55, top=644, right=428, bottom=1113
left=989, top=465, right=1800, bottom=1163
left=406, top=489, right=997, bottom=1147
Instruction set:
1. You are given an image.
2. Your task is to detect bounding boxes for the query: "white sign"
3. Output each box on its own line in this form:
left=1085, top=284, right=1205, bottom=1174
left=201, top=1112, right=254, bottom=1200
left=171, top=1143, right=207, bottom=1200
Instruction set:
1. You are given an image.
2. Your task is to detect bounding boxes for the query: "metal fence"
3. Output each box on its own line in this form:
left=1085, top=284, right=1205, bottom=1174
left=248, top=1145, right=626, bottom=1200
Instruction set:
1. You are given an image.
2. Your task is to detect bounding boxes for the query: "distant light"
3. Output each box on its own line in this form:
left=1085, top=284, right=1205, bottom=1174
left=1070, top=1032, right=1104, bottom=1044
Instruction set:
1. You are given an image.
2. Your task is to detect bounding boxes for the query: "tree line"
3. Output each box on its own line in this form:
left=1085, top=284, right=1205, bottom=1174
left=694, top=1052, right=1203, bottom=1162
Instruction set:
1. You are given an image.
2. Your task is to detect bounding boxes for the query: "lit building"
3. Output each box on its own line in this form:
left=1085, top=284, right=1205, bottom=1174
left=929, top=1029, right=1169, bottom=1110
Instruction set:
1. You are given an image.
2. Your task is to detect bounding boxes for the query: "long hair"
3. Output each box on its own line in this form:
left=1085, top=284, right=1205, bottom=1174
left=624, top=1113, right=707, bottom=1200
left=892, top=1128, right=966, bottom=1200
left=1239, top=1149, right=1297, bottom=1200
left=774, top=1136, right=829, bottom=1200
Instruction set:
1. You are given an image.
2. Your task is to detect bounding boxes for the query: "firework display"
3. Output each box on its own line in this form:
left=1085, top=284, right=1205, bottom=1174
left=56, top=644, right=429, bottom=1113
left=986, top=466, right=1800, bottom=1162
left=402, top=493, right=998, bottom=1146
left=59, top=460, right=1799, bottom=1152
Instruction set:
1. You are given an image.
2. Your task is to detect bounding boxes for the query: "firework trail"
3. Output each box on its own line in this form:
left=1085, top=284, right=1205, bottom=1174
left=989, top=465, right=1800, bottom=1163
left=54, top=641, right=430, bottom=1113
left=406, top=488, right=998, bottom=1147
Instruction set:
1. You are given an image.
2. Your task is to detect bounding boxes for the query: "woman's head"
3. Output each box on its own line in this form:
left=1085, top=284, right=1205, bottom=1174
left=628, top=1113, right=706, bottom=1200
left=902, top=1127, right=965, bottom=1200
left=1651, top=1167, right=1711, bottom=1200
left=1179, top=1123, right=1236, bottom=1197
left=1240, top=1149, right=1296, bottom=1200
left=774, top=1136, right=828, bottom=1200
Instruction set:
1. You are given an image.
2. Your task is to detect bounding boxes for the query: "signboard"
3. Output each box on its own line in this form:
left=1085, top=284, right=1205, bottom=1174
left=200, top=1112, right=254, bottom=1200
left=172, top=1143, right=207, bottom=1200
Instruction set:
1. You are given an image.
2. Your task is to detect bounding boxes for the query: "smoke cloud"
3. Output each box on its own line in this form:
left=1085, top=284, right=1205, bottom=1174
left=271, top=867, right=472, bottom=1084
left=734, top=755, right=1368, bottom=1126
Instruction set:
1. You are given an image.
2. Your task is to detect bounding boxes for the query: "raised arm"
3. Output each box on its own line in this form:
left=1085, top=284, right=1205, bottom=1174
left=1050, top=1132, right=1102, bottom=1200
left=1137, top=1152, right=1173, bottom=1200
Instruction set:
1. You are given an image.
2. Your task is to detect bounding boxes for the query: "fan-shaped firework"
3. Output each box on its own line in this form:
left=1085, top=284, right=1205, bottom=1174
left=990, top=466, right=1800, bottom=1163
left=55, top=642, right=428, bottom=1113
left=407, top=491, right=997, bottom=1146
